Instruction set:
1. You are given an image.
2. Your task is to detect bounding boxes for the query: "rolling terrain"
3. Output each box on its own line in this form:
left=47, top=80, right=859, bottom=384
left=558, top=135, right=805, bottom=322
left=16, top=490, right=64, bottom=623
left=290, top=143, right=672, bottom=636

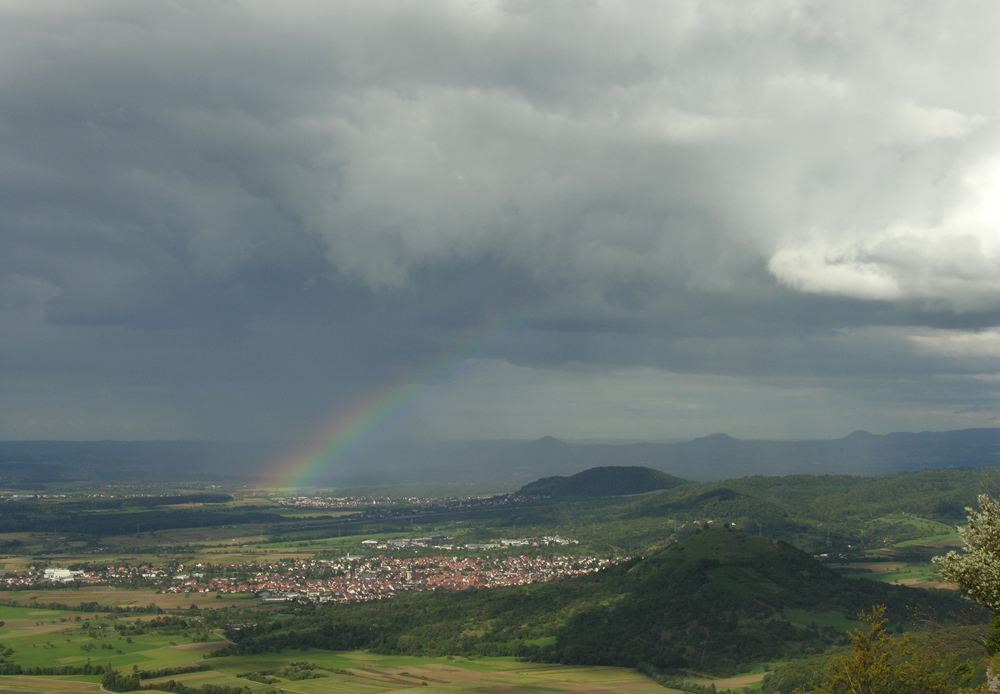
left=1, top=461, right=997, bottom=693
left=217, top=528, right=974, bottom=675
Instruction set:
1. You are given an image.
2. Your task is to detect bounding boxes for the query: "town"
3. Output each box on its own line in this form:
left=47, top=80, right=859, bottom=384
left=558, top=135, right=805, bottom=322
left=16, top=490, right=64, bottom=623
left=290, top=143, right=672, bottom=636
left=271, top=493, right=538, bottom=518
left=1, top=544, right=624, bottom=605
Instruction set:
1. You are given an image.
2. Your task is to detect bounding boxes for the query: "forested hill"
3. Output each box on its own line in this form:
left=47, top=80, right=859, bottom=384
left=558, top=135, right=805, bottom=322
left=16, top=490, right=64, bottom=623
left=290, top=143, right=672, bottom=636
left=220, top=528, right=973, bottom=675
left=516, top=466, right=687, bottom=497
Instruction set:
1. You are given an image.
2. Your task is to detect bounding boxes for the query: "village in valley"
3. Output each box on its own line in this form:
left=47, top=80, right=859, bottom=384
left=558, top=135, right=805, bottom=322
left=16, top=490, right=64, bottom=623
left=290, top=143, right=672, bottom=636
left=1, top=534, right=625, bottom=605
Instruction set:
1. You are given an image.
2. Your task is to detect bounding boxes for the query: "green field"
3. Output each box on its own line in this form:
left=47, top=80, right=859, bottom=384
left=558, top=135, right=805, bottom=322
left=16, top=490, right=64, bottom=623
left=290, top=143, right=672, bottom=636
left=0, top=606, right=226, bottom=673
left=837, top=562, right=945, bottom=587
left=0, top=606, right=95, bottom=623
left=894, top=532, right=962, bottom=548
left=0, top=649, right=675, bottom=694
left=0, top=604, right=780, bottom=693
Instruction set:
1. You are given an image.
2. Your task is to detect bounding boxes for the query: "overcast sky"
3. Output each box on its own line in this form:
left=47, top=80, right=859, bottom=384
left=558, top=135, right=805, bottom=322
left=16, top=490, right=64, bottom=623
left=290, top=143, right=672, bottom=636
left=3, top=0, right=1000, bottom=442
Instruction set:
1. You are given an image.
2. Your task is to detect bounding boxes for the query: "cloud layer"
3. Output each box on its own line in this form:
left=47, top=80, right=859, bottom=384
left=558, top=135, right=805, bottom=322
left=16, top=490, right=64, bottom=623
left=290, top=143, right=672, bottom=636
left=3, top=0, right=1000, bottom=441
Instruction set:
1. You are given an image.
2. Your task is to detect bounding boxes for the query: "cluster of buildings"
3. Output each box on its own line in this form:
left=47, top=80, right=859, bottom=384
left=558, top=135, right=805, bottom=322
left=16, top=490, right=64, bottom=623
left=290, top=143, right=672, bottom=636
left=272, top=494, right=530, bottom=516
left=43, top=567, right=84, bottom=582
left=0, top=493, right=67, bottom=501
left=1, top=570, right=71, bottom=588
left=357, top=534, right=578, bottom=551
left=1, top=552, right=624, bottom=604
left=271, top=495, right=404, bottom=509
left=198, top=554, right=623, bottom=603
left=0, top=562, right=161, bottom=589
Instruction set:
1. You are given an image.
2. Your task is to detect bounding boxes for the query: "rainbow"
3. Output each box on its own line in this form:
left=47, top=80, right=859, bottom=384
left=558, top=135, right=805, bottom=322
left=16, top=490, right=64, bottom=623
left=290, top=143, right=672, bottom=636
left=267, top=314, right=527, bottom=489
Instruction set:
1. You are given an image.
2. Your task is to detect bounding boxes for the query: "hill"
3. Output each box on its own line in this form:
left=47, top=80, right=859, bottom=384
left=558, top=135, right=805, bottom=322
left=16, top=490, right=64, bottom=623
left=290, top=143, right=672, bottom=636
left=533, top=528, right=968, bottom=672
left=3, top=427, right=998, bottom=485
left=516, top=465, right=687, bottom=497
left=220, top=528, right=974, bottom=675
left=2, top=428, right=999, bottom=485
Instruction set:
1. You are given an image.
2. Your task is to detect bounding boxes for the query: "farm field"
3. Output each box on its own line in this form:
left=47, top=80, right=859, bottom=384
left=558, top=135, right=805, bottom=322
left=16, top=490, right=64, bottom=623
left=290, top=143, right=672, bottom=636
left=0, top=650, right=678, bottom=694
left=894, top=532, right=963, bottom=548
left=0, top=601, right=750, bottom=693
left=0, top=632, right=227, bottom=672
left=0, top=676, right=101, bottom=694
left=211, top=652, right=669, bottom=694
left=689, top=672, right=769, bottom=690
left=830, top=562, right=953, bottom=589
left=0, top=601, right=633, bottom=690
left=0, top=589, right=258, bottom=610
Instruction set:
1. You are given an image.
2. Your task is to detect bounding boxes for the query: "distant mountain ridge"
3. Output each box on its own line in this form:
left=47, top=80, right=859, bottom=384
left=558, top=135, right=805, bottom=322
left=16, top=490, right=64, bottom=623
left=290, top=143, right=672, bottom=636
left=503, top=427, right=1000, bottom=482
left=2, top=427, right=999, bottom=485
left=516, top=466, right=686, bottom=497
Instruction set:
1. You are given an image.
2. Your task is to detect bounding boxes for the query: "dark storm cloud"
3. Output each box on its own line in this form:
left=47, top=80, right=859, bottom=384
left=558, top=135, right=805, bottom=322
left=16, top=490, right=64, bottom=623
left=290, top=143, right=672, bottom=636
left=3, top=0, right=1000, bottom=439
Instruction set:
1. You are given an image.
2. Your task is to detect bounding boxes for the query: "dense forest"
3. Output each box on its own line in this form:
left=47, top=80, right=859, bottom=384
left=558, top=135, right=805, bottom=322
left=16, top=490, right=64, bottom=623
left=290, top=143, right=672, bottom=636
left=516, top=465, right=686, bottom=497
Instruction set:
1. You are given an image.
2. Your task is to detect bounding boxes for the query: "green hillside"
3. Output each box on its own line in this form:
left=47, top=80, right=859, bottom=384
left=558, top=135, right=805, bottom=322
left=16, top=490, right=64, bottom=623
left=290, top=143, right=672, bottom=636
left=535, top=528, right=968, bottom=672
left=219, top=528, right=972, bottom=676
left=517, top=465, right=688, bottom=497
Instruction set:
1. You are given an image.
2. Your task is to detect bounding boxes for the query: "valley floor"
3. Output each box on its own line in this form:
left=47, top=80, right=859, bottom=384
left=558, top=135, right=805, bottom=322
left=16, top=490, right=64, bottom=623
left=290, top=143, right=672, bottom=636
left=0, top=652, right=669, bottom=694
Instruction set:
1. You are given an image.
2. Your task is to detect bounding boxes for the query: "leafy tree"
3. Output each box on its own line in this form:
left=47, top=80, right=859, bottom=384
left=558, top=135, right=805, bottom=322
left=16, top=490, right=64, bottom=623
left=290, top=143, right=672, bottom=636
left=800, top=606, right=975, bottom=694
left=934, top=494, right=1000, bottom=613
left=933, top=493, right=1000, bottom=692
